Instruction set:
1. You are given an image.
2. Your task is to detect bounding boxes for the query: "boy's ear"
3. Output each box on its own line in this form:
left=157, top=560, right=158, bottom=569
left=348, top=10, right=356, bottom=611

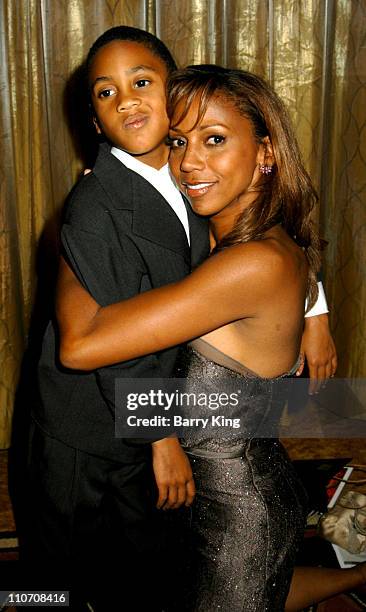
left=93, top=115, right=102, bottom=135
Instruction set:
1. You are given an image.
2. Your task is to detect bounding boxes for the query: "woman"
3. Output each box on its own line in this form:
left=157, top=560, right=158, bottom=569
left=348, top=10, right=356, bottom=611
left=57, top=66, right=364, bottom=610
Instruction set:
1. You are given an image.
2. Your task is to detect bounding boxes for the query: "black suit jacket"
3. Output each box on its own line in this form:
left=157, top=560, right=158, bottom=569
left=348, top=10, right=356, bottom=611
left=34, top=143, right=209, bottom=462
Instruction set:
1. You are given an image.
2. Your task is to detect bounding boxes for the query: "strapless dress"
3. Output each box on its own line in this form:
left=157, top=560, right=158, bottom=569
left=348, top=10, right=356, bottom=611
left=172, top=339, right=307, bottom=612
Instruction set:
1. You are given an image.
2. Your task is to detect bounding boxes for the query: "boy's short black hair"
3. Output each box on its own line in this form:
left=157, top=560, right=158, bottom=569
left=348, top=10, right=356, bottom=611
left=86, top=26, right=177, bottom=77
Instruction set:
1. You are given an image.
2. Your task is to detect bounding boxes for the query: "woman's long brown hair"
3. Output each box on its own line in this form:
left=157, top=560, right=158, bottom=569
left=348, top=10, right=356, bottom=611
left=167, top=65, right=321, bottom=309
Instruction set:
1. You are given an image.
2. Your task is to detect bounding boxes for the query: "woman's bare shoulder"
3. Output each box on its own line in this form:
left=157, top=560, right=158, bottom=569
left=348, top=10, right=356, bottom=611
left=206, top=237, right=299, bottom=285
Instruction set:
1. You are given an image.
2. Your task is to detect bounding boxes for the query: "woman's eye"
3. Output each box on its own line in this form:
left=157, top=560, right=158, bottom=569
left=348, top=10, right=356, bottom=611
left=169, top=137, right=186, bottom=148
left=134, top=79, right=150, bottom=88
left=207, top=135, right=225, bottom=145
left=98, top=88, right=114, bottom=99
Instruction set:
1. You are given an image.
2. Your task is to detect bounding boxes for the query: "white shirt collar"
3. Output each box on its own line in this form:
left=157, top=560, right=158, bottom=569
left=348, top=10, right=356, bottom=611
left=111, top=146, right=167, bottom=178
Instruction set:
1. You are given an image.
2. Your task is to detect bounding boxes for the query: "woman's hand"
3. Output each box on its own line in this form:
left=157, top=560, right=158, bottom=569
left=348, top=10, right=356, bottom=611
left=300, top=314, right=337, bottom=394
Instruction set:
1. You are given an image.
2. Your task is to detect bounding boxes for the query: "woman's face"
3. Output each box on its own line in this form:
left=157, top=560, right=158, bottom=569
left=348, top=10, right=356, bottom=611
left=169, top=95, right=269, bottom=228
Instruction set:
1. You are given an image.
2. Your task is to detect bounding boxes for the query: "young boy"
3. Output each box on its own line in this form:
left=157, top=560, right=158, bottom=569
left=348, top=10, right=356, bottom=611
left=27, top=26, right=209, bottom=611
left=28, top=25, right=335, bottom=611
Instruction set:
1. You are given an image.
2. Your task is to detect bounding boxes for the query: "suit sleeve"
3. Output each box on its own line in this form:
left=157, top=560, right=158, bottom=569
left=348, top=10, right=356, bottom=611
left=61, top=176, right=154, bottom=421
left=61, top=178, right=145, bottom=306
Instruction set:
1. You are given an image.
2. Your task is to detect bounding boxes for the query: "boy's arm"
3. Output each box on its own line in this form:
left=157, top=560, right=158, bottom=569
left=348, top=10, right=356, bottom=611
left=61, top=183, right=195, bottom=509
left=300, top=281, right=337, bottom=394
left=152, top=438, right=195, bottom=510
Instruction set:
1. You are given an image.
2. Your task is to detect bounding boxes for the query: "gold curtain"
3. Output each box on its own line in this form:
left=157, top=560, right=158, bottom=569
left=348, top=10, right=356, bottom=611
left=1, top=0, right=365, bottom=447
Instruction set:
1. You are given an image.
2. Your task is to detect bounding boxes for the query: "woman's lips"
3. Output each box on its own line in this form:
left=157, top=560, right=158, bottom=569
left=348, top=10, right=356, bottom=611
left=183, top=182, right=216, bottom=198
left=123, top=113, right=148, bottom=129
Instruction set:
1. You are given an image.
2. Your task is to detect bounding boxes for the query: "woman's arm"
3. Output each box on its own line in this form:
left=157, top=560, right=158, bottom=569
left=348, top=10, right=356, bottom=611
left=57, top=242, right=285, bottom=371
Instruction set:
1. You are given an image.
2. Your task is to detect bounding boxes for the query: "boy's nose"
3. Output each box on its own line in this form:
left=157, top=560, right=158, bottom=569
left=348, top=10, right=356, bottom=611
left=116, top=94, right=140, bottom=112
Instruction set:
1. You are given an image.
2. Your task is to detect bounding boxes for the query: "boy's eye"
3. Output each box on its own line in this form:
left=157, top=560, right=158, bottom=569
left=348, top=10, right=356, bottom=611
left=207, top=135, right=225, bottom=145
left=98, top=88, right=115, bottom=99
left=169, top=137, right=186, bottom=148
left=134, top=79, right=151, bottom=88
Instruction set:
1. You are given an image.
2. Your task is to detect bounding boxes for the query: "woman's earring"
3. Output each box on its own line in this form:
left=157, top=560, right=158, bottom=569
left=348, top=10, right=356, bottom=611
left=259, top=164, right=273, bottom=175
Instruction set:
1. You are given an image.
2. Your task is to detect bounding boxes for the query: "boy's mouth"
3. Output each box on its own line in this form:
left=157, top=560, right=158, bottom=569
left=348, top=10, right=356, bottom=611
left=123, top=113, right=148, bottom=130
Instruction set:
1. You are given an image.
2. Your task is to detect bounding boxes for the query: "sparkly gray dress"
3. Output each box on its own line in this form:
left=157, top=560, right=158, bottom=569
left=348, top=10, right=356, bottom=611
left=174, top=339, right=307, bottom=612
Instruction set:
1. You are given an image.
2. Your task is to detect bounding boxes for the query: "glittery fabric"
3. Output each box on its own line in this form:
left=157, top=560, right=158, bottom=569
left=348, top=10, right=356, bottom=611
left=174, top=345, right=307, bottom=612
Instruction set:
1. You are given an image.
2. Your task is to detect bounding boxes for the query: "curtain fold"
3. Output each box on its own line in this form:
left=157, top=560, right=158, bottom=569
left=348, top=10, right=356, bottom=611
left=0, top=0, right=365, bottom=446
left=320, top=0, right=366, bottom=377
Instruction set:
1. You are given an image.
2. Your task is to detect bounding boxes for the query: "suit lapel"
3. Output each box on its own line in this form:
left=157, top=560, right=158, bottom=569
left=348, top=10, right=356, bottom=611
left=93, top=144, right=190, bottom=262
left=184, top=197, right=210, bottom=268
left=131, top=178, right=190, bottom=260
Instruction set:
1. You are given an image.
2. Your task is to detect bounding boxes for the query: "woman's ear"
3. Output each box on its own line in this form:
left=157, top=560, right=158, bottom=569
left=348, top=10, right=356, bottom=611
left=93, top=115, right=102, bottom=135
left=257, top=135, right=274, bottom=168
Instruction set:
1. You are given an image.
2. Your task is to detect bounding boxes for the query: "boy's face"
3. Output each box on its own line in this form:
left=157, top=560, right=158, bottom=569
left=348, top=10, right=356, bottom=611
left=89, top=40, right=169, bottom=169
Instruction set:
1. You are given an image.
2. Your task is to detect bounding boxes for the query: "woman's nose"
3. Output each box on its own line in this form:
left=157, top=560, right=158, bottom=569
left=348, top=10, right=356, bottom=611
left=180, top=144, right=205, bottom=172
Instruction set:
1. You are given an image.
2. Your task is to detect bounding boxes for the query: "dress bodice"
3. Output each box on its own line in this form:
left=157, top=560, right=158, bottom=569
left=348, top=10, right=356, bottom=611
left=174, top=339, right=298, bottom=452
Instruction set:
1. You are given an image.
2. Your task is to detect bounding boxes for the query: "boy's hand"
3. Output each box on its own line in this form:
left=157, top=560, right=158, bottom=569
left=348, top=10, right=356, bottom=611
left=152, top=437, right=195, bottom=510
left=300, top=313, right=337, bottom=394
